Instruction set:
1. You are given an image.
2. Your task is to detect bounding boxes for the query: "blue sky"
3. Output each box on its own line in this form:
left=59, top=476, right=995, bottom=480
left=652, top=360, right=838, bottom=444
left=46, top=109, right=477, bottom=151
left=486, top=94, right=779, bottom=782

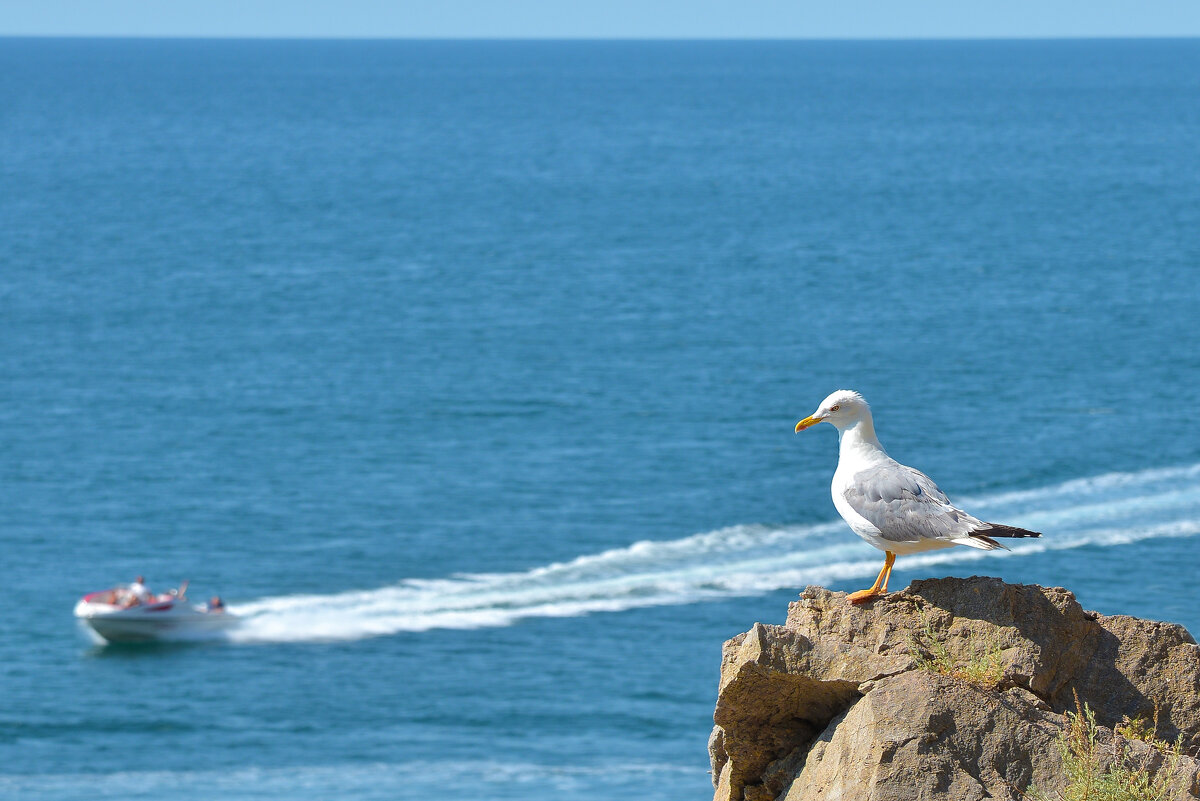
left=3, top=0, right=1199, bottom=38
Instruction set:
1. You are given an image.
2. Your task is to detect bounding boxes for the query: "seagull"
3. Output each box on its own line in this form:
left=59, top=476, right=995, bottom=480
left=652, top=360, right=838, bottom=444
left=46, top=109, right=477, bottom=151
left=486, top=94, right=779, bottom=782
left=795, top=390, right=1041, bottom=604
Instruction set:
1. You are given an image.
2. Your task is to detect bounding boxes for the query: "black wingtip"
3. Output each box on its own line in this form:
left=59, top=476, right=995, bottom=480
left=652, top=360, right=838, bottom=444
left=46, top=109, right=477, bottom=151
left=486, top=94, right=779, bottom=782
left=983, top=523, right=1042, bottom=539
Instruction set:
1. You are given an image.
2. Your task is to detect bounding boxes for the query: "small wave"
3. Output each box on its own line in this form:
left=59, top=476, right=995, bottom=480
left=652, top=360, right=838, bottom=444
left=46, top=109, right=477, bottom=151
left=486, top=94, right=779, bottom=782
left=225, top=461, right=1200, bottom=644
left=0, top=759, right=707, bottom=798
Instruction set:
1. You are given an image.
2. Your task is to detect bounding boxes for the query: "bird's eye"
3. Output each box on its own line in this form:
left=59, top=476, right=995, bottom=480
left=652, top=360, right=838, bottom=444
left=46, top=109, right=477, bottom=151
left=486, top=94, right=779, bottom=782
left=830, top=405, right=840, bottom=412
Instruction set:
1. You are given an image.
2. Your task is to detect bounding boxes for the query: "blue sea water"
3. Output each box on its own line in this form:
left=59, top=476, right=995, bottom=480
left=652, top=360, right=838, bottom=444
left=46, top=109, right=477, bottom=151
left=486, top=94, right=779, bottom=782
left=2, top=37, right=1199, bottom=800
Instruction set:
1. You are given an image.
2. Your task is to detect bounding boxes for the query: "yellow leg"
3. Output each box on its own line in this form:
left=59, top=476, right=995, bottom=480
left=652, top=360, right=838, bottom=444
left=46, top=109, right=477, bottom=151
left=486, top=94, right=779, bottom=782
left=880, top=550, right=896, bottom=593
left=846, top=551, right=896, bottom=604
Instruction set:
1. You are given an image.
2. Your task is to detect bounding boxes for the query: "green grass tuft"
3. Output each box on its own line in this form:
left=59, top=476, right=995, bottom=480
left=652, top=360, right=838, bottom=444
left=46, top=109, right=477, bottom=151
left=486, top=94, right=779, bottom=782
left=1026, top=693, right=1184, bottom=801
left=907, top=609, right=1006, bottom=689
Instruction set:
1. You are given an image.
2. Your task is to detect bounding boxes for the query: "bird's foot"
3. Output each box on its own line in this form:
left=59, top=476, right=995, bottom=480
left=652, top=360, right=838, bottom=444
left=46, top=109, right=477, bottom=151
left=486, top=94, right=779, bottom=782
left=846, top=587, right=888, bottom=604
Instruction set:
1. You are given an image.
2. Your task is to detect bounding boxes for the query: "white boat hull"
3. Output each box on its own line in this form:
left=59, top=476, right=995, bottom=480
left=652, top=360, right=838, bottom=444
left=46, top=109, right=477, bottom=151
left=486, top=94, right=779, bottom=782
left=74, top=592, right=237, bottom=643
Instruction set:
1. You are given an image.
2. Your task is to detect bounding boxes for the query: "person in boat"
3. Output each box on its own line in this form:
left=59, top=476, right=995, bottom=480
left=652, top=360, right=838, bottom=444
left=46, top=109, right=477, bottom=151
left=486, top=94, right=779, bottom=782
left=125, top=576, right=153, bottom=606
left=207, top=596, right=226, bottom=613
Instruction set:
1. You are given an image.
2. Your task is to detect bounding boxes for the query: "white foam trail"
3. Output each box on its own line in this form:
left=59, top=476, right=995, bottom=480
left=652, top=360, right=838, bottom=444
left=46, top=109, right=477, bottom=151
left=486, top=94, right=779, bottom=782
left=225, top=462, right=1200, bottom=644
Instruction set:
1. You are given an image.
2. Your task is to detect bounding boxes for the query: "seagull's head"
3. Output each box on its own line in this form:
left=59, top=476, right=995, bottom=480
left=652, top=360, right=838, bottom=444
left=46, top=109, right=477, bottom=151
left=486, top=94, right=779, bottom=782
left=795, top=390, right=869, bottom=433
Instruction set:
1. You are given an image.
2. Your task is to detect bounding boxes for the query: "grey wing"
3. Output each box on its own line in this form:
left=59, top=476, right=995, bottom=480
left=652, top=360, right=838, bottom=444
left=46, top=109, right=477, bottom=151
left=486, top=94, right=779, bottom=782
left=843, top=461, right=984, bottom=543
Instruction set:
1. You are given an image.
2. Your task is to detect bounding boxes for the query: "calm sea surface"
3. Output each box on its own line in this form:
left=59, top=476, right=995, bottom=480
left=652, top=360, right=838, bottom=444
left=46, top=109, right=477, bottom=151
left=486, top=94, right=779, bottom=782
left=2, top=38, right=1199, bottom=800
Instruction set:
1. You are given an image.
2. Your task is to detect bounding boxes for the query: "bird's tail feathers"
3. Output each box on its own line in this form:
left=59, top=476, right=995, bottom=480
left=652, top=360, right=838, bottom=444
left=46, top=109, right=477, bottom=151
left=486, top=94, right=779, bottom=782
left=956, top=535, right=1007, bottom=551
left=958, top=523, right=1041, bottom=551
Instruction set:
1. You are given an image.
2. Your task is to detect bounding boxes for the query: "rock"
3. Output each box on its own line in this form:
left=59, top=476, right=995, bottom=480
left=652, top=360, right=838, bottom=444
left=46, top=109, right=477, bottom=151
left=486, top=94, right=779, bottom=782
left=711, top=624, right=862, bottom=801
left=1074, top=614, right=1200, bottom=748
left=710, top=576, right=1200, bottom=801
left=782, top=670, right=1063, bottom=801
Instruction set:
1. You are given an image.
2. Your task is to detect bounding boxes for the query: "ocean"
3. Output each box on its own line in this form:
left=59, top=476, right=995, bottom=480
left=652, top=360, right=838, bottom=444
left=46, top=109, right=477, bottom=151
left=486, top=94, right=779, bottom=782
left=2, top=38, right=1199, bottom=800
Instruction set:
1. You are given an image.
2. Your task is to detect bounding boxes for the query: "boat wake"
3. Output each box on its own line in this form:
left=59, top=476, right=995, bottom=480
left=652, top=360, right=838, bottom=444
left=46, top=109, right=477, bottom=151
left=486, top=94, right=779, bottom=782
left=226, top=462, right=1200, bottom=644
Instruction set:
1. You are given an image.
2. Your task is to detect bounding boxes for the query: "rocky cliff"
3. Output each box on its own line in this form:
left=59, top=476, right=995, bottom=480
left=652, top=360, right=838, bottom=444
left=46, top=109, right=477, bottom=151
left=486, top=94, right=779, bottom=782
left=710, top=576, right=1200, bottom=801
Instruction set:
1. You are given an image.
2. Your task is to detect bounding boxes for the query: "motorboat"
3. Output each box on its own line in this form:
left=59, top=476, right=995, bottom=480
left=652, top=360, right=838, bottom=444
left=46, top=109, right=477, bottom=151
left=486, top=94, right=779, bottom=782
left=74, top=583, right=237, bottom=643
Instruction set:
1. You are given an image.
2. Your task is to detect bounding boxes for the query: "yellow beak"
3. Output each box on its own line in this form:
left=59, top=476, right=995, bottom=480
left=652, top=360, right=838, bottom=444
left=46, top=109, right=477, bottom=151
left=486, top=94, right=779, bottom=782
left=795, top=416, right=823, bottom=432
